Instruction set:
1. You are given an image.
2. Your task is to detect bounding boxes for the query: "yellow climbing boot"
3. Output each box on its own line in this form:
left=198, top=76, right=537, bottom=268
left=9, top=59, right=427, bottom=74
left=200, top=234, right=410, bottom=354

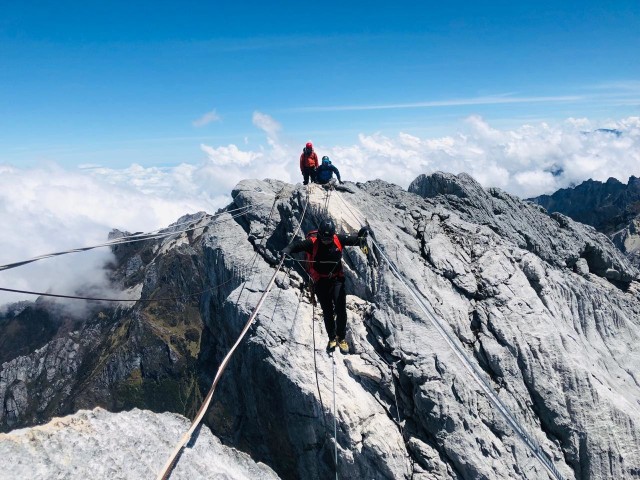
left=338, top=338, right=349, bottom=354
left=327, top=338, right=337, bottom=352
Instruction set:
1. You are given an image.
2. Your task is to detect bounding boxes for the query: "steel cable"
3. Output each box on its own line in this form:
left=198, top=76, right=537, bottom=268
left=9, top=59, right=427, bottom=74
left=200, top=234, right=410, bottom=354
left=370, top=237, right=564, bottom=480
left=0, top=202, right=262, bottom=272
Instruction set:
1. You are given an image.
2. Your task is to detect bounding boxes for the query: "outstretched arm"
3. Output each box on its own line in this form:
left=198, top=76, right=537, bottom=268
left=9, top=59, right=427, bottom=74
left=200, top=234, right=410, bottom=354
left=337, top=227, right=372, bottom=247
left=331, top=165, right=342, bottom=182
left=282, top=239, right=313, bottom=255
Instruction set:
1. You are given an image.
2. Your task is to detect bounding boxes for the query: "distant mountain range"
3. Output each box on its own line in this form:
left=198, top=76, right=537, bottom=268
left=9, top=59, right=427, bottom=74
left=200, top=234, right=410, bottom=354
left=530, top=175, right=640, bottom=266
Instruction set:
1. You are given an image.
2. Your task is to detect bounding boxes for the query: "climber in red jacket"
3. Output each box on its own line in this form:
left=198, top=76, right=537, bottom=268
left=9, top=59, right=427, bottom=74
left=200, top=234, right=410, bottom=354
left=283, top=218, right=371, bottom=353
left=299, top=142, right=319, bottom=185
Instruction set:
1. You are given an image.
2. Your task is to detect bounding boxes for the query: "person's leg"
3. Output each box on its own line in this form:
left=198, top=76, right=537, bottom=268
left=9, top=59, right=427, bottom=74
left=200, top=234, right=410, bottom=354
left=314, top=279, right=336, bottom=339
left=333, top=279, right=347, bottom=340
left=303, top=169, right=309, bottom=185
left=310, top=168, right=317, bottom=183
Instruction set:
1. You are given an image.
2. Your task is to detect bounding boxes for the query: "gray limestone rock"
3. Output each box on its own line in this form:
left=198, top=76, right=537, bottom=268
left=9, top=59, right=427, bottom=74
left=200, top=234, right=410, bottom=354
left=0, top=407, right=279, bottom=480
left=409, top=172, right=638, bottom=284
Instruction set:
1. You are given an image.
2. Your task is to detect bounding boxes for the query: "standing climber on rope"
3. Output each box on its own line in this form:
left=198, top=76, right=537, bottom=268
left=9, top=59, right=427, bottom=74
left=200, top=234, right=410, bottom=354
left=282, top=218, right=371, bottom=353
left=299, top=142, right=318, bottom=185
left=315, top=156, right=343, bottom=186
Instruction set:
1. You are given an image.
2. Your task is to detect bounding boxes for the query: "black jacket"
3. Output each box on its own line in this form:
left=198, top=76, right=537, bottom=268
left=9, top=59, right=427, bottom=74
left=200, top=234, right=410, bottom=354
left=286, top=233, right=360, bottom=277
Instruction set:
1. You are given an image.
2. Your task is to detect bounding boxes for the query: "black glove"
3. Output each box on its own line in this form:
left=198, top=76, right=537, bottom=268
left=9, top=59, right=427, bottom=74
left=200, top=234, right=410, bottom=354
left=281, top=245, right=293, bottom=255
left=358, top=226, right=369, bottom=238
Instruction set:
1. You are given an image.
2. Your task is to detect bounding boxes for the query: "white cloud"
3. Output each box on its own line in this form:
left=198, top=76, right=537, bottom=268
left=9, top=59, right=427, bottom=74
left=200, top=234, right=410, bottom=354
left=289, top=94, right=583, bottom=112
left=192, top=109, right=221, bottom=127
left=0, top=163, right=231, bottom=307
left=320, top=115, right=640, bottom=198
left=200, top=143, right=260, bottom=167
left=252, top=111, right=281, bottom=139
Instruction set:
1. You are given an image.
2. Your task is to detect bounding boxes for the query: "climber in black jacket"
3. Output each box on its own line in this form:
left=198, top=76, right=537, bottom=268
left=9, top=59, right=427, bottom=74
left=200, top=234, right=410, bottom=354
left=282, top=218, right=370, bottom=353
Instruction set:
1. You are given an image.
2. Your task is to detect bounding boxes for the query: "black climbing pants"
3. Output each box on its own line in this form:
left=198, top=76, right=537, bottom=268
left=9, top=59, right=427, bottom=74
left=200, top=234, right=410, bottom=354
left=302, top=167, right=316, bottom=185
left=314, top=277, right=347, bottom=340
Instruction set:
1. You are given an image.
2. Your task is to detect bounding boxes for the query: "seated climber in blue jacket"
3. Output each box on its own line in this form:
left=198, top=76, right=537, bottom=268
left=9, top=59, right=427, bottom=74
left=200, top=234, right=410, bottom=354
left=315, top=156, right=342, bottom=185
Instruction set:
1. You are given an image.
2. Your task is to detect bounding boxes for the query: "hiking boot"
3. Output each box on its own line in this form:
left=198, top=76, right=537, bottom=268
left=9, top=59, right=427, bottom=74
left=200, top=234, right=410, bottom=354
left=326, top=338, right=337, bottom=352
left=337, top=338, right=349, bottom=354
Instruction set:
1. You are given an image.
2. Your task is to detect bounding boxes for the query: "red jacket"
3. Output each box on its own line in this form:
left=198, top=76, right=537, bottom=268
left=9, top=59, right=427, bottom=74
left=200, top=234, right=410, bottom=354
left=300, top=151, right=318, bottom=172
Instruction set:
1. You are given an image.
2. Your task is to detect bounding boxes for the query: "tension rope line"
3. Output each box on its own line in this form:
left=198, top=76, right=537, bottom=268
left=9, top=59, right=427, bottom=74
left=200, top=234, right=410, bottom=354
left=282, top=185, right=342, bottom=475
left=0, top=208, right=268, bottom=303
left=331, top=189, right=563, bottom=476
left=323, top=187, right=409, bottom=450
left=332, top=189, right=562, bottom=478
left=0, top=201, right=264, bottom=273
left=369, top=237, right=564, bottom=480
left=230, top=188, right=284, bottom=314
left=156, top=185, right=311, bottom=480
left=156, top=256, right=286, bottom=480
left=311, top=299, right=329, bottom=431
left=332, top=351, right=339, bottom=480
left=0, top=269, right=260, bottom=303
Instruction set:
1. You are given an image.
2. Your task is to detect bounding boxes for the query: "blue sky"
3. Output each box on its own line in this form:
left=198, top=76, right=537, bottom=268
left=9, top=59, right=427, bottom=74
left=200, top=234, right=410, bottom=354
left=1, top=1, right=638, bottom=168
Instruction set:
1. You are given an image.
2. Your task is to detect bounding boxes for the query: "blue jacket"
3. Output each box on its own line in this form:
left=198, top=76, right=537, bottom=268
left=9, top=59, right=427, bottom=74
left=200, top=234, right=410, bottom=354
left=316, top=163, right=341, bottom=184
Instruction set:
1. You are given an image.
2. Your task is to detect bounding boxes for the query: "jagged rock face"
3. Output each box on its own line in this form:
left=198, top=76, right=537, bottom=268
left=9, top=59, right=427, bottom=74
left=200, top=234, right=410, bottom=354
left=409, top=172, right=638, bottom=284
left=2, top=174, right=640, bottom=480
left=529, top=176, right=640, bottom=267
left=0, top=407, right=279, bottom=479
left=612, top=218, right=640, bottom=267
left=529, top=176, right=640, bottom=234
left=198, top=176, right=640, bottom=479
left=0, top=214, right=212, bottom=432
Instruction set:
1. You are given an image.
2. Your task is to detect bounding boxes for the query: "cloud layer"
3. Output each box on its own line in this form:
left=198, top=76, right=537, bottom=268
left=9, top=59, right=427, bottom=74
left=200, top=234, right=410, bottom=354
left=325, top=116, right=640, bottom=198
left=1, top=114, right=638, bottom=306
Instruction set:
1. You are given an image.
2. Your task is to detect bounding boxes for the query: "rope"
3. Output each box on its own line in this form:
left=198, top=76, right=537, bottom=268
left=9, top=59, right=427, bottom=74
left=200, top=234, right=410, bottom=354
left=230, top=189, right=283, bottom=312
left=0, top=207, right=266, bottom=303
left=332, top=351, right=339, bottom=480
left=311, top=299, right=328, bottom=431
left=156, top=255, right=287, bottom=480
left=333, top=190, right=366, bottom=228
left=332, top=186, right=562, bottom=477
left=369, top=237, right=564, bottom=480
left=156, top=185, right=311, bottom=480
left=0, top=202, right=263, bottom=273
left=0, top=270, right=256, bottom=304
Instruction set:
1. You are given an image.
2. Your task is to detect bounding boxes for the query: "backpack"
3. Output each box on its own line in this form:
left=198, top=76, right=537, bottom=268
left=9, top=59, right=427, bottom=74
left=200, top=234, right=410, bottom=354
left=305, top=230, right=343, bottom=282
left=302, top=149, right=316, bottom=168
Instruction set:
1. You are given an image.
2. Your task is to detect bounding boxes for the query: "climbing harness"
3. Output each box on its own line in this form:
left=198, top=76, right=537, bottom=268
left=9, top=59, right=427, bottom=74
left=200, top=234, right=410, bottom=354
left=304, top=230, right=344, bottom=282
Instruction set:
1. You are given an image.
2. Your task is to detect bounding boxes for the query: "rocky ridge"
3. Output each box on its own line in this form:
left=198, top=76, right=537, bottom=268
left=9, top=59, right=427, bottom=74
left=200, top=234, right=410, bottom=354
left=1, top=173, right=640, bottom=479
left=530, top=176, right=640, bottom=267
left=0, top=407, right=279, bottom=479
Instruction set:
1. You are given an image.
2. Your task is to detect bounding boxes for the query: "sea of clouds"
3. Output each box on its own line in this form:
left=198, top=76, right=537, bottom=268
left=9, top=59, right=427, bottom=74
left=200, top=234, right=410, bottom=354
left=1, top=113, right=638, bottom=307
